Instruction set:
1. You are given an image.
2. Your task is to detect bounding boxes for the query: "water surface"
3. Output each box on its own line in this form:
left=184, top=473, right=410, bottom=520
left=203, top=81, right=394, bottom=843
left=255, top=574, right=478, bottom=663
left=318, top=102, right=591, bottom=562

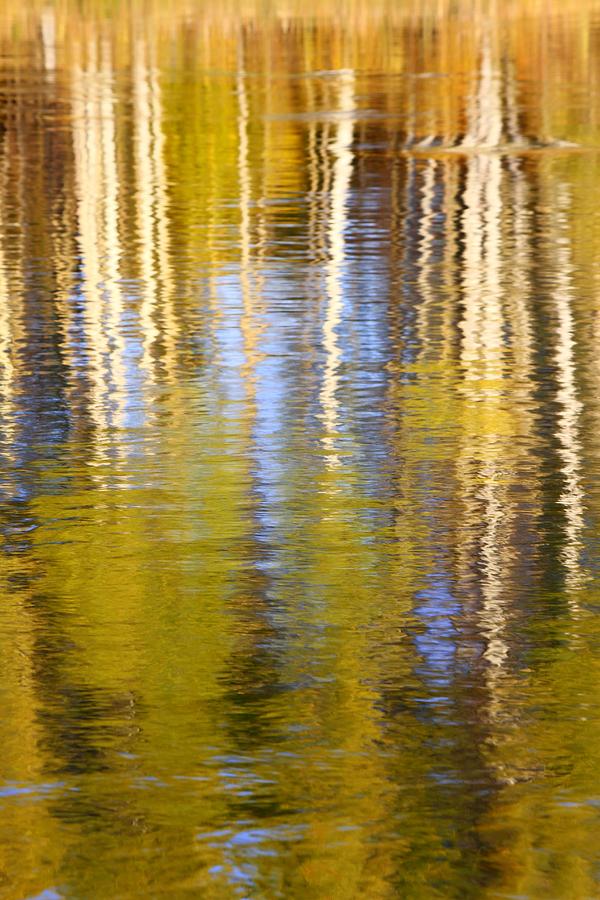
left=1, top=1, right=600, bottom=897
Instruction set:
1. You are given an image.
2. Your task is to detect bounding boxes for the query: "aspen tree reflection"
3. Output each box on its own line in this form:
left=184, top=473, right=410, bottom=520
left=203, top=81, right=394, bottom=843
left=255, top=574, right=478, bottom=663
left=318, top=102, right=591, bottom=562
left=0, top=2, right=599, bottom=898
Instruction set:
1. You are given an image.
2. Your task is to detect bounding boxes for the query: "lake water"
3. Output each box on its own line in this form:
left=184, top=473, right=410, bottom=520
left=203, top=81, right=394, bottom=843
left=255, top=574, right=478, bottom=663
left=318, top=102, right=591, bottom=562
left=1, top=1, right=600, bottom=897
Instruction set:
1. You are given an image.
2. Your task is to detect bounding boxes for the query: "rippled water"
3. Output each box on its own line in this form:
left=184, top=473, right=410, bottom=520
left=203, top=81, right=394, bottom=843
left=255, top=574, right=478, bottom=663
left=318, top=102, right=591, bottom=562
left=1, top=2, right=600, bottom=897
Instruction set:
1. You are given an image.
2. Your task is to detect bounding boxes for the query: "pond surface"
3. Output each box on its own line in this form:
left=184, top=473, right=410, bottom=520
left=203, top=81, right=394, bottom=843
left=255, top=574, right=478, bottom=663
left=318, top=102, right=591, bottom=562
left=1, top=1, right=600, bottom=897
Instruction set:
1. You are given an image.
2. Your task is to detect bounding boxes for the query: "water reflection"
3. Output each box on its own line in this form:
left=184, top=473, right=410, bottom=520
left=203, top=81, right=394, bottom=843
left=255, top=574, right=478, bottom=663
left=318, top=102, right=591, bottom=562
left=72, top=36, right=126, bottom=444
left=320, top=69, right=354, bottom=469
left=0, top=2, right=599, bottom=897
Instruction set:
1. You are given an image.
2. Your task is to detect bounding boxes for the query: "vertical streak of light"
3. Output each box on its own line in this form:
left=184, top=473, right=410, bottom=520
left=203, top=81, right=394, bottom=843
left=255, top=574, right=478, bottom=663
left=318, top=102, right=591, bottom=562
left=551, top=188, right=585, bottom=597
left=52, top=203, right=78, bottom=423
left=99, top=39, right=126, bottom=431
left=502, top=154, right=540, bottom=587
left=133, top=38, right=175, bottom=385
left=254, top=55, right=268, bottom=356
left=72, top=38, right=111, bottom=445
left=306, top=77, right=322, bottom=271
left=72, top=36, right=126, bottom=456
left=237, top=37, right=260, bottom=421
left=0, top=153, right=14, bottom=446
left=460, top=153, right=509, bottom=674
left=149, top=54, right=176, bottom=380
left=134, top=37, right=160, bottom=385
left=460, top=155, right=504, bottom=385
left=203, top=56, right=223, bottom=370
left=41, top=8, right=56, bottom=74
left=320, top=69, right=354, bottom=468
left=440, top=158, right=459, bottom=363
left=506, top=161, right=534, bottom=387
left=415, top=159, right=438, bottom=349
left=462, top=34, right=502, bottom=150
left=503, top=63, right=530, bottom=391
left=306, top=75, right=327, bottom=411
left=458, top=37, right=509, bottom=678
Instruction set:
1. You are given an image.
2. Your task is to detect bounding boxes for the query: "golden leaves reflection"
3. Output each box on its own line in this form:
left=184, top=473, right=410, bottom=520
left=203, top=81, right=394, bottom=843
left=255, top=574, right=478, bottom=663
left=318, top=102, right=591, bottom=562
left=0, top=2, right=598, bottom=898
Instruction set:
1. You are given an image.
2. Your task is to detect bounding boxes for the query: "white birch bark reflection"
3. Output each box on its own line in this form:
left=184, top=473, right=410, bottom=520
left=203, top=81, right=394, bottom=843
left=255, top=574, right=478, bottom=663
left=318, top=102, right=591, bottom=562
left=72, top=37, right=126, bottom=454
left=320, top=70, right=355, bottom=469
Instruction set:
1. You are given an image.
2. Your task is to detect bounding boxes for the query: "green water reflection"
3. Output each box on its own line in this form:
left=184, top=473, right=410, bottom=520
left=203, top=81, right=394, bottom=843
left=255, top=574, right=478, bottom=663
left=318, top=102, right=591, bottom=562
left=0, top=1, right=600, bottom=897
